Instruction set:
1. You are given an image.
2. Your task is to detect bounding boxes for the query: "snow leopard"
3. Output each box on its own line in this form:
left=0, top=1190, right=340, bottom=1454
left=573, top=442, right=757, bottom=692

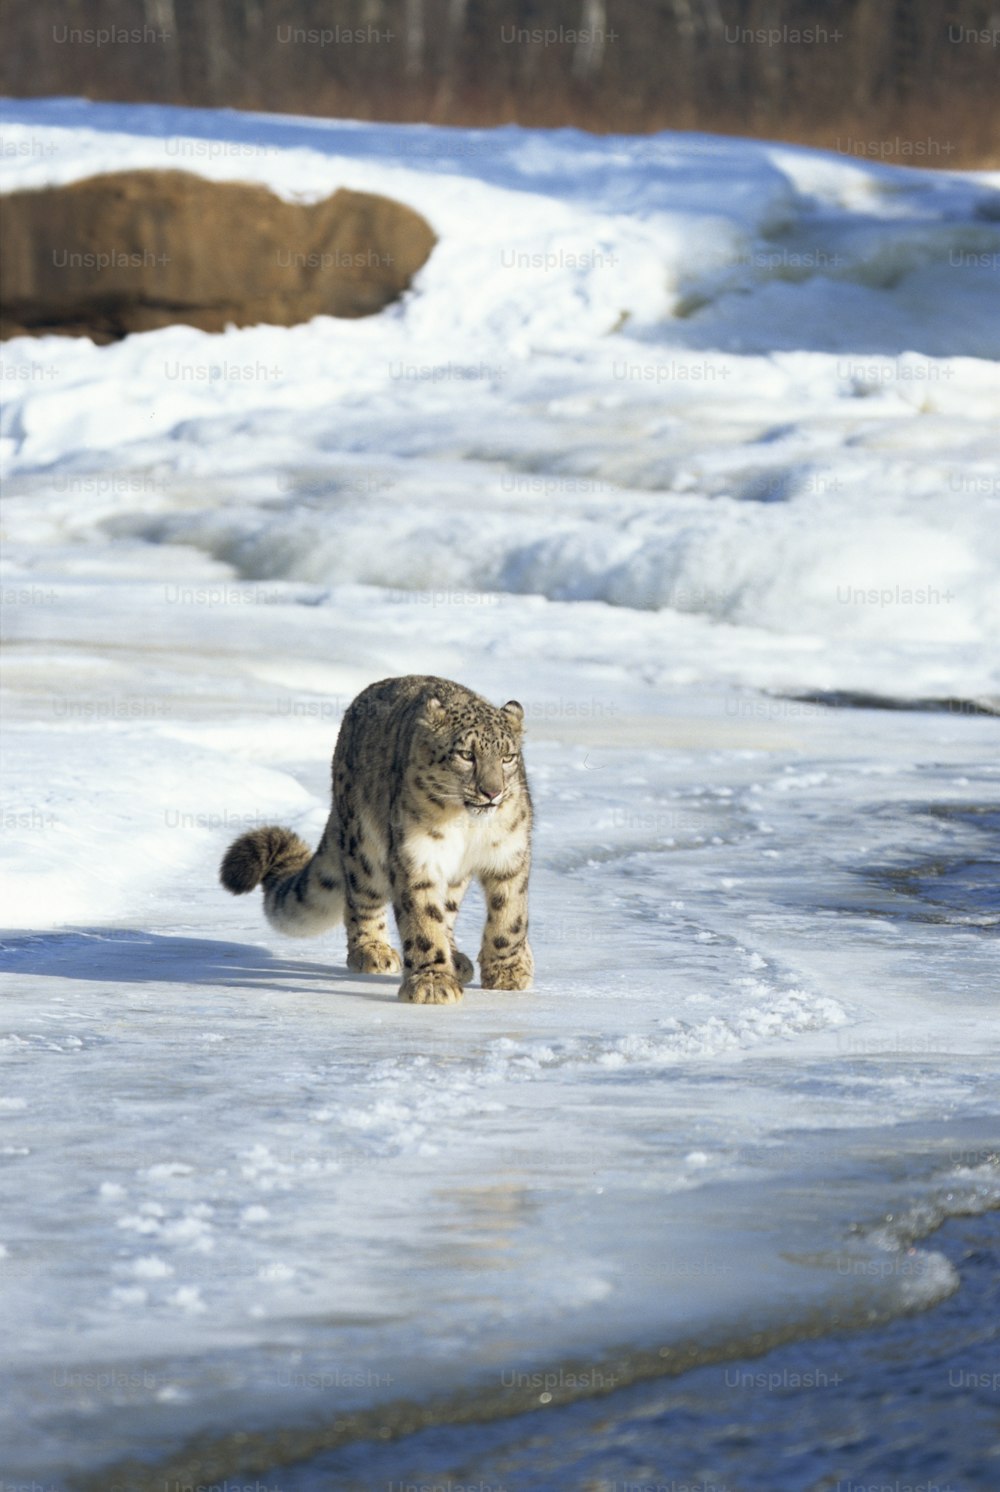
left=220, top=675, right=533, bottom=1004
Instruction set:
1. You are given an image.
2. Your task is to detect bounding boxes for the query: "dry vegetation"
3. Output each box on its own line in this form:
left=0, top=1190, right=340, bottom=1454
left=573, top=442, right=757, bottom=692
left=1, top=172, right=436, bottom=340
left=2, top=1, right=999, bottom=166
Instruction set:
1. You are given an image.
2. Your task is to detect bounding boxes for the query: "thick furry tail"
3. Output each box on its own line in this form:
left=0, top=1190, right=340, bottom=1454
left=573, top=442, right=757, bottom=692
left=219, top=824, right=345, bottom=936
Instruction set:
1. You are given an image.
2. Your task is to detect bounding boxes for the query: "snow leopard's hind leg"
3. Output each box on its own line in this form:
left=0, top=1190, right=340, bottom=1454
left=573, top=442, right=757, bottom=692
left=444, top=875, right=474, bottom=983
left=340, top=805, right=402, bottom=977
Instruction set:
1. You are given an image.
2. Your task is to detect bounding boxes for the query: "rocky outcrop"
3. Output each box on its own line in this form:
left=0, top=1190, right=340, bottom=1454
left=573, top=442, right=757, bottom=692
left=0, top=170, right=437, bottom=341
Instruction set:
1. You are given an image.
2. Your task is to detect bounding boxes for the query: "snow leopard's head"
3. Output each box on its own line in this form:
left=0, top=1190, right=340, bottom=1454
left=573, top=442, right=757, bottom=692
left=419, top=694, right=524, bottom=813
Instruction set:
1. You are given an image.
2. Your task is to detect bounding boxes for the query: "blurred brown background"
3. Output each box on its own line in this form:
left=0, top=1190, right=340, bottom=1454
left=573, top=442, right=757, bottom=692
left=3, top=1, right=998, bottom=165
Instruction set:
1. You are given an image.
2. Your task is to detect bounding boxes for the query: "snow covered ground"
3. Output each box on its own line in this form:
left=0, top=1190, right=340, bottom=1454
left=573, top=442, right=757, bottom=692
left=1, top=98, right=999, bottom=1487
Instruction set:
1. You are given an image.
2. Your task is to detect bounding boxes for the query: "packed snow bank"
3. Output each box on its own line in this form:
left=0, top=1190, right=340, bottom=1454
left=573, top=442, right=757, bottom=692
left=2, top=100, right=998, bottom=674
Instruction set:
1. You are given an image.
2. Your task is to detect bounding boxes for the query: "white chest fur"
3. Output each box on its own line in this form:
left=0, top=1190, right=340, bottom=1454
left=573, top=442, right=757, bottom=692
left=402, top=804, right=520, bottom=887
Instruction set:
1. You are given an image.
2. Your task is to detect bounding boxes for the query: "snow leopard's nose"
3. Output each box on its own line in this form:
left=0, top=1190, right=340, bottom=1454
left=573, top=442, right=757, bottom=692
left=480, top=781, right=503, bottom=803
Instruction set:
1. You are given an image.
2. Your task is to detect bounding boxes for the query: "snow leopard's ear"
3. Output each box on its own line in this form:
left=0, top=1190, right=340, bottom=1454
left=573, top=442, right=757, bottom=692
left=421, top=696, right=449, bottom=731
left=501, top=700, right=524, bottom=733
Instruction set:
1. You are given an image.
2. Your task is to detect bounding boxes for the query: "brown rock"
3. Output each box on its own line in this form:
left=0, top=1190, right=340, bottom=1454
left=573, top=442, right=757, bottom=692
left=0, top=170, right=436, bottom=342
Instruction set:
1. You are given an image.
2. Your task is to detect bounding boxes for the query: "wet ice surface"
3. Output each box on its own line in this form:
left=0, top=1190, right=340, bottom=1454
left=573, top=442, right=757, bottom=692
left=1, top=99, right=999, bottom=1488
left=3, top=667, right=998, bottom=1485
left=274, top=1209, right=1000, bottom=1492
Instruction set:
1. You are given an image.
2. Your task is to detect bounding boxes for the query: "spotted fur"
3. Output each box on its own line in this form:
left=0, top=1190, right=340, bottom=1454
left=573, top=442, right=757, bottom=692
left=220, top=675, right=533, bottom=1003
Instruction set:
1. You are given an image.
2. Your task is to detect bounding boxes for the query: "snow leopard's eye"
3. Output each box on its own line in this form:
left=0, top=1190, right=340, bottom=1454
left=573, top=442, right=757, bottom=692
left=502, top=753, right=516, bottom=764
left=455, top=749, right=474, bottom=762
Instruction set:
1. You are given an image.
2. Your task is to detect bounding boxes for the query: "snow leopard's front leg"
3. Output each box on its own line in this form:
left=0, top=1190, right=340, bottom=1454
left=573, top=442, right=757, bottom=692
left=479, top=858, right=533, bottom=991
left=394, top=868, right=465, bottom=1004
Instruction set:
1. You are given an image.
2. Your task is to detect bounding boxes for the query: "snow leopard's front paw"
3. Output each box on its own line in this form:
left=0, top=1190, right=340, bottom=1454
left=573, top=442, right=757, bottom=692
left=348, top=941, right=402, bottom=975
left=480, top=941, right=534, bottom=991
left=398, top=969, right=465, bottom=1005
left=452, top=949, right=475, bottom=984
